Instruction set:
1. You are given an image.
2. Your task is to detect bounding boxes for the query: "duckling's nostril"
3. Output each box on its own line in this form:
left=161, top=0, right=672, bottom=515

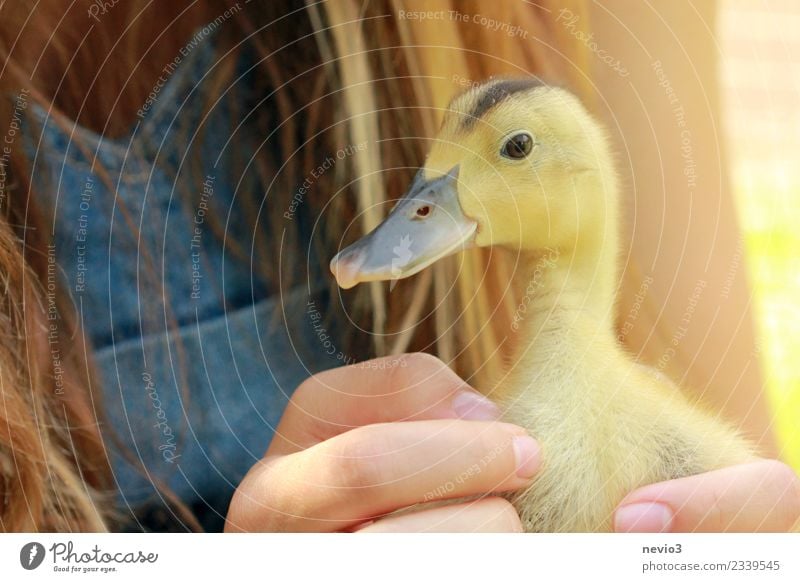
left=415, top=205, right=432, bottom=219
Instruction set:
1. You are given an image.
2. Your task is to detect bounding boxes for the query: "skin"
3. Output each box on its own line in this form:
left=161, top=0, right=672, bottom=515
left=614, top=460, right=800, bottom=532
left=226, top=353, right=539, bottom=532
left=226, top=354, right=800, bottom=532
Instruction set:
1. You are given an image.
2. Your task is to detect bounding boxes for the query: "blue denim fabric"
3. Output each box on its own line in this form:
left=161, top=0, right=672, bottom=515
left=26, top=37, right=342, bottom=530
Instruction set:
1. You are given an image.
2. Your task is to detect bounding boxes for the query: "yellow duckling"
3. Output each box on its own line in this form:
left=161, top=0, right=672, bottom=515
left=330, top=79, right=754, bottom=532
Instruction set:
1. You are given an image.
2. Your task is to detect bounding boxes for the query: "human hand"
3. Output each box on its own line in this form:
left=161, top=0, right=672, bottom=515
left=225, top=353, right=540, bottom=532
left=613, top=460, right=800, bottom=532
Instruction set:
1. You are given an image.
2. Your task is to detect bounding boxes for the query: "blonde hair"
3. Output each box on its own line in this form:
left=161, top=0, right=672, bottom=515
left=0, top=0, right=605, bottom=530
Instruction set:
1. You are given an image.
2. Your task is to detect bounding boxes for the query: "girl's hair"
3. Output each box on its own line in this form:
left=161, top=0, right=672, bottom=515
left=0, top=0, right=609, bottom=530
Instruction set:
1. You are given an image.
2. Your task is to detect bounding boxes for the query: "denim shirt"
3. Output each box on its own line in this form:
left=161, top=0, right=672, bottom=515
left=26, top=37, right=341, bottom=530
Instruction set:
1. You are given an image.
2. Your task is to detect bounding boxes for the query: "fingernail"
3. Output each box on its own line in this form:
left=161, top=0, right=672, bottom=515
left=614, top=502, right=673, bottom=532
left=512, top=436, right=541, bottom=479
left=451, top=390, right=502, bottom=421
left=350, top=520, right=374, bottom=533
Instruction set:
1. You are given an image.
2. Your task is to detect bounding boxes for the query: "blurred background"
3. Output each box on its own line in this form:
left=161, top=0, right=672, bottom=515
left=720, top=0, right=800, bottom=469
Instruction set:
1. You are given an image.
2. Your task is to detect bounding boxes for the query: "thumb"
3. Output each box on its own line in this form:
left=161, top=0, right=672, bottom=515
left=613, top=460, right=800, bottom=532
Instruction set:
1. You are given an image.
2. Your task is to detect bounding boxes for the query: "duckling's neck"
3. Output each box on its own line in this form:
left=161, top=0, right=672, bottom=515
left=512, top=166, right=621, bottom=333
left=518, top=229, right=618, bottom=323
left=500, top=229, right=620, bottom=398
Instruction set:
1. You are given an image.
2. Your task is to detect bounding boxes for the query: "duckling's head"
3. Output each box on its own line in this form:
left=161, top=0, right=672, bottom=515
left=331, top=79, right=616, bottom=289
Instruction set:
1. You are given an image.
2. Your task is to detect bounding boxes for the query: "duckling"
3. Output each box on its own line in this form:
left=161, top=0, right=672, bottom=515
left=329, top=79, right=754, bottom=532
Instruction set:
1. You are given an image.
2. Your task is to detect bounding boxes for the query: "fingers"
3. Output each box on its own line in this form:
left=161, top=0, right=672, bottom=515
left=355, top=498, right=523, bottom=532
left=614, top=460, right=800, bottom=532
left=271, top=353, right=500, bottom=454
left=229, top=419, right=541, bottom=532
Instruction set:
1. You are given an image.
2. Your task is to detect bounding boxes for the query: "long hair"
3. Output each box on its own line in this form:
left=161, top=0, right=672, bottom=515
left=0, top=0, right=640, bottom=531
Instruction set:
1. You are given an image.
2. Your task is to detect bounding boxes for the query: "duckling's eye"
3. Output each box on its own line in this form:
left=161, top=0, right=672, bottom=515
left=501, top=133, right=534, bottom=160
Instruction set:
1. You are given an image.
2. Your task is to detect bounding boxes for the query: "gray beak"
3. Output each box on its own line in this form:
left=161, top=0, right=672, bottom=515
left=330, top=166, right=477, bottom=289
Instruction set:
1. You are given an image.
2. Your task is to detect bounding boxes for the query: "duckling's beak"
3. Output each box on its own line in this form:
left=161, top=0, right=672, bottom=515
left=330, top=166, right=477, bottom=289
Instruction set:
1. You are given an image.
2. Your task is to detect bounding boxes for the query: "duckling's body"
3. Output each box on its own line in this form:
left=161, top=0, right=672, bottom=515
left=496, top=251, right=752, bottom=531
left=331, top=78, right=754, bottom=532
